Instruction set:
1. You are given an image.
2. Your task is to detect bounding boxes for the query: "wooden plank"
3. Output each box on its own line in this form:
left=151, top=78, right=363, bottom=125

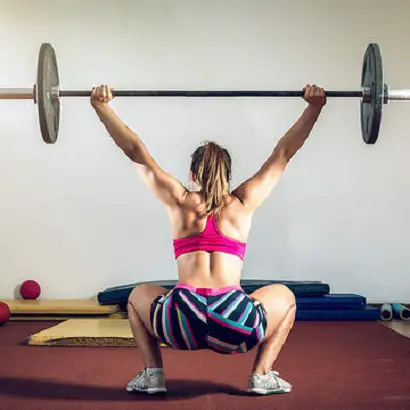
left=1, top=299, right=118, bottom=315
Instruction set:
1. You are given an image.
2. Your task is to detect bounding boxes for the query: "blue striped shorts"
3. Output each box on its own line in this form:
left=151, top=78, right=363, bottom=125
left=149, top=284, right=268, bottom=354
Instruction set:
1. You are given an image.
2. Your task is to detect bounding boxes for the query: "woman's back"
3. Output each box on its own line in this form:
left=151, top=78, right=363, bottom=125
left=171, top=192, right=253, bottom=288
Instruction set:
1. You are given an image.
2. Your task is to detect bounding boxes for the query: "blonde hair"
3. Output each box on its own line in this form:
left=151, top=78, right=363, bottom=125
left=190, top=142, right=232, bottom=215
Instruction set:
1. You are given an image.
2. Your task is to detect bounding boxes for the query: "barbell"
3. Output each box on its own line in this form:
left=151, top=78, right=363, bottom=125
left=0, top=43, right=409, bottom=145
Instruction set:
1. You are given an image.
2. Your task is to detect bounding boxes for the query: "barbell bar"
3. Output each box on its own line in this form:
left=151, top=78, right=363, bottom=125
left=6, top=87, right=410, bottom=99
left=59, top=90, right=364, bottom=97
left=0, top=42, right=409, bottom=145
left=0, top=88, right=365, bottom=98
left=387, top=89, right=410, bottom=100
left=0, top=88, right=34, bottom=99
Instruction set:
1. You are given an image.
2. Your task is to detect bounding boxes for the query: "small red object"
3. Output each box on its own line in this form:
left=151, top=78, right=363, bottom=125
left=0, top=302, right=10, bottom=324
left=20, top=280, right=41, bottom=300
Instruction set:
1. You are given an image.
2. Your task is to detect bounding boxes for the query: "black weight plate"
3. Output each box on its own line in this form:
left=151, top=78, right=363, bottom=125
left=37, top=43, right=60, bottom=143
left=360, top=43, right=383, bottom=144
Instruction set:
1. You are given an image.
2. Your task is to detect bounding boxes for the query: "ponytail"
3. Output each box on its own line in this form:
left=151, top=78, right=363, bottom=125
left=190, top=142, right=231, bottom=215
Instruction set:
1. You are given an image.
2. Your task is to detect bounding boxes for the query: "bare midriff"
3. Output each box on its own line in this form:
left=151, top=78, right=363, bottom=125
left=176, top=251, right=243, bottom=288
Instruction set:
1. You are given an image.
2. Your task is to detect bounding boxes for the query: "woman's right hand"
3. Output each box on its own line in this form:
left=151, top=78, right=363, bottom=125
left=303, top=84, right=327, bottom=109
left=90, top=85, right=113, bottom=109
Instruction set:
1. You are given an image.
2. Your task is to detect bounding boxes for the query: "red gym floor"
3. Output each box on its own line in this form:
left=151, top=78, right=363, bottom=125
left=0, top=321, right=410, bottom=410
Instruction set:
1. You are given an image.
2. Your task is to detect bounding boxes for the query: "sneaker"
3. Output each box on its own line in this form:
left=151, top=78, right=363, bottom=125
left=126, top=369, right=167, bottom=394
left=247, top=370, right=292, bottom=395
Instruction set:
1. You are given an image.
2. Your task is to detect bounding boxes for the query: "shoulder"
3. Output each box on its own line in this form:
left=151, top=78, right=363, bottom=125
left=178, top=191, right=205, bottom=213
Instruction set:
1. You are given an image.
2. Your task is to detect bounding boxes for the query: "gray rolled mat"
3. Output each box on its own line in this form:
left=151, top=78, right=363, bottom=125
left=381, top=303, right=393, bottom=321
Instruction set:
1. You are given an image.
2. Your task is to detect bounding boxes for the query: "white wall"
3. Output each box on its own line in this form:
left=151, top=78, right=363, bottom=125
left=0, top=0, right=409, bottom=302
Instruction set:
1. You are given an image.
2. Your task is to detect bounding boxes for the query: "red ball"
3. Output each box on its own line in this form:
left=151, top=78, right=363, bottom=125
left=20, top=280, right=41, bottom=300
left=0, top=302, right=10, bottom=325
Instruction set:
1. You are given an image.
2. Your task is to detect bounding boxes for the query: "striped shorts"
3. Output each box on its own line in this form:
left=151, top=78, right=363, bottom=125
left=149, top=284, right=268, bottom=354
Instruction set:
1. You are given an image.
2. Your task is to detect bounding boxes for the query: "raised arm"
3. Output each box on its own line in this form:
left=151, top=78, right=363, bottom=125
left=233, top=85, right=326, bottom=211
left=91, top=85, right=187, bottom=207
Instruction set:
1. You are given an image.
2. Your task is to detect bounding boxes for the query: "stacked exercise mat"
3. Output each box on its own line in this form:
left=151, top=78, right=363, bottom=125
left=97, top=280, right=381, bottom=321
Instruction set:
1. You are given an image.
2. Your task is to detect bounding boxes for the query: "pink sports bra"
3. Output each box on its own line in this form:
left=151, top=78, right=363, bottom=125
left=173, top=214, right=247, bottom=260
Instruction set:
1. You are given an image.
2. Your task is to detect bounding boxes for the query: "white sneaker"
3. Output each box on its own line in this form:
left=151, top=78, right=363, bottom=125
left=126, top=369, right=167, bottom=394
left=248, top=370, right=292, bottom=395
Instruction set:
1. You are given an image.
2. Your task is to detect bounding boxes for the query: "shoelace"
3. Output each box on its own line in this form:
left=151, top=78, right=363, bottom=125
left=267, top=371, right=287, bottom=388
left=130, top=370, right=147, bottom=388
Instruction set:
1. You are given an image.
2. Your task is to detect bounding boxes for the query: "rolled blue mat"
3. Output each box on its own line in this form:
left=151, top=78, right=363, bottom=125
left=380, top=303, right=393, bottom=321
left=296, top=306, right=381, bottom=321
left=296, top=294, right=366, bottom=310
left=391, top=303, right=410, bottom=320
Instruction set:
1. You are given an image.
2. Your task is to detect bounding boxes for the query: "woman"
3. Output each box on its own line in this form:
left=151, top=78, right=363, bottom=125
left=91, top=84, right=326, bottom=395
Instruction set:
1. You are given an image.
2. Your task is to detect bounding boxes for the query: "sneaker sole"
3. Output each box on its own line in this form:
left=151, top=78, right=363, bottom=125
left=247, top=387, right=291, bottom=395
left=126, top=387, right=167, bottom=394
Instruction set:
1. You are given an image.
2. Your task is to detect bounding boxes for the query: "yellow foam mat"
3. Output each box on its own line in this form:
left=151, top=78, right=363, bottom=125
left=28, top=319, right=134, bottom=346
left=11, top=312, right=126, bottom=321
left=2, top=299, right=118, bottom=315
left=27, top=319, right=167, bottom=347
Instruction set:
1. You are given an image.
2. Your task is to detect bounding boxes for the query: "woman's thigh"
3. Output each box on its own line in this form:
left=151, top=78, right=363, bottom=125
left=128, top=284, right=169, bottom=336
left=249, top=284, right=296, bottom=343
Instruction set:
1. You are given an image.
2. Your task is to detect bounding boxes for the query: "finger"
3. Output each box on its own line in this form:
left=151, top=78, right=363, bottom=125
left=105, top=85, right=111, bottom=99
left=106, top=85, right=113, bottom=100
left=97, top=85, right=103, bottom=101
left=103, top=85, right=108, bottom=101
left=95, top=87, right=102, bottom=99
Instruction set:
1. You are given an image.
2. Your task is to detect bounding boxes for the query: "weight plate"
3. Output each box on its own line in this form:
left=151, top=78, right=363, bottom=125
left=360, top=43, right=383, bottom=144
left=37, top=43, right=60, bottom=143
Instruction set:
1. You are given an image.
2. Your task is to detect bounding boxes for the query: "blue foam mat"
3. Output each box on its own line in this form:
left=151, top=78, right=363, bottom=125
left=296, top=306, right=381, bottom=321
left=98, top=279, right=330, bottom=305
left=296, top=294, right=366, bottom=310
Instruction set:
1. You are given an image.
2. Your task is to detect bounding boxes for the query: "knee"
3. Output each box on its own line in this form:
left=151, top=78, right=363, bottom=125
left=268, top=284, right=296, bottom=313
left=277, top=284, right=296, bottom=307
left=127, top=284, right=151, bottom=310
left=278, top=284, right=296, bottom=302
